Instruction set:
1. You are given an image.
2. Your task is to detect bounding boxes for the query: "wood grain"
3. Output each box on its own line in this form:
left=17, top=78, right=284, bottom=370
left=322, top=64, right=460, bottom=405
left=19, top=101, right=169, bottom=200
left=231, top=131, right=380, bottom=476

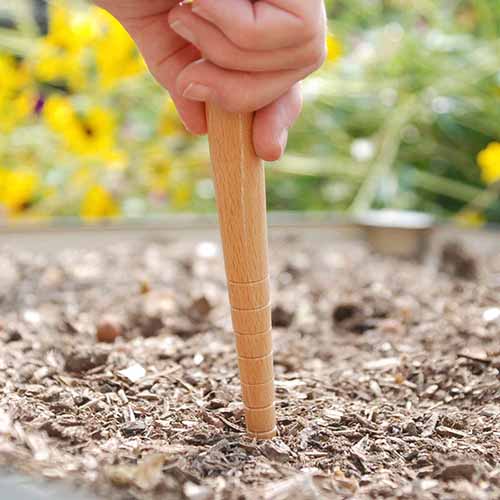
left=206, top=104, right=277, bottom=439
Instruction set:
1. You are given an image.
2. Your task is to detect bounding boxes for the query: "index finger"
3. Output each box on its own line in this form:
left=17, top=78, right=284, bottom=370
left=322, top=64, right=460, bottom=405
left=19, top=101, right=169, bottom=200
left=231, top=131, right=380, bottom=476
left=192, top=0, right=325, bottom=51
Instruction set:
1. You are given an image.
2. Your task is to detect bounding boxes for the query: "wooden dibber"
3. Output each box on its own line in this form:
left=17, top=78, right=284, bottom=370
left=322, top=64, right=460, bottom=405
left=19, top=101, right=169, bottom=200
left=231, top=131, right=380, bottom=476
left=206, top=104, right=276, bottom=439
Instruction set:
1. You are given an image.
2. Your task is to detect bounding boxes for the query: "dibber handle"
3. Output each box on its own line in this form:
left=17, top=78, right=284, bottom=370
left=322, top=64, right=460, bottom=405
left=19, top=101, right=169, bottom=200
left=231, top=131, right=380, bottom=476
left=206, top=104, right=276, bottom=439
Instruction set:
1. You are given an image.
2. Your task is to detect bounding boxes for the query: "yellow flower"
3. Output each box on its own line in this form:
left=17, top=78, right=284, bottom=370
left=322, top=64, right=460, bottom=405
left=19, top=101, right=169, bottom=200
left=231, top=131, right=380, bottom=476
left=43, top=94, right=76, bottom=131
left=0, top=55, right=34, bottom=132
left=326, top=33, right=342, bottom=63
left=33, top=2, right=98, bottom=90
left=94, top=8, right=146, bottom=89
left=43, top=95, right=124, bottom=163
left=0, top=89, right=35, bottom=133
left=34, top=42, right=87, bottom=91
left=81, top=185, right=119, bottom=220
left=70, top=106, right=117, bottom=156
left=0, top=168, right=39, bottom=214
left=455, top=210, right=486, bottom=228
left=477, top=142, right=500, bottom=184
left=45, top=2, right=98, bottom=52
left=0, top=55, right=30, bottom=99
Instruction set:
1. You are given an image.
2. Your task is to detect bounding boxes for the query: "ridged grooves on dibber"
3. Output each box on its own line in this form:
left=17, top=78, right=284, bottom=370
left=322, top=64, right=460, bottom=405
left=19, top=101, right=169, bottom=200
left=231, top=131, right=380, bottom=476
left=235, top=329, right=272, bottom=358
left=206, top=105, right=276, bottom=439
left=228, top=276, right=270, bottom=309
left=231, top=303, right=272, bottom=334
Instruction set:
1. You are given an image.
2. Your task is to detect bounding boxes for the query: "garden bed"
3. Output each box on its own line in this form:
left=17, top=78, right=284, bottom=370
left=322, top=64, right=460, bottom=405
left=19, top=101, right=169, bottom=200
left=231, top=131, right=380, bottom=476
left=0, top=223, right=499, bottom=499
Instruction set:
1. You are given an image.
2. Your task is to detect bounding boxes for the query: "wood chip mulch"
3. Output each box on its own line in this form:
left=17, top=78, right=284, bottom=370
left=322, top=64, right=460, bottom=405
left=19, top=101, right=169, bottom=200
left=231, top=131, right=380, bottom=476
left=0, top=236, right=499, bottom=499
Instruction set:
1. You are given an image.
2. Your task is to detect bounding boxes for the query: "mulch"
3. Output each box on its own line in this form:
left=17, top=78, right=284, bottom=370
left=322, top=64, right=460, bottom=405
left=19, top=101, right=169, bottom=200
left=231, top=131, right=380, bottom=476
left=0, top=234, right=499, bottom=499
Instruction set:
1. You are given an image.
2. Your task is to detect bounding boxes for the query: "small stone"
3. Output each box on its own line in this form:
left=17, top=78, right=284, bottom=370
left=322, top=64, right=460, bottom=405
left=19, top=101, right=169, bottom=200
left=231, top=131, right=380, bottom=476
left=272, top=305, right=295, bottom=328
left=96, top=315, right=123, bottom=343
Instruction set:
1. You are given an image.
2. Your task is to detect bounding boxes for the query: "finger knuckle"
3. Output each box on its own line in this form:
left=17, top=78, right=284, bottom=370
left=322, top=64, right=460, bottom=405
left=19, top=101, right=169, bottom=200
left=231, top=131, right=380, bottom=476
left=202, top=48, right=229, bottom=70
left=232, top=26, right=260, bottom=50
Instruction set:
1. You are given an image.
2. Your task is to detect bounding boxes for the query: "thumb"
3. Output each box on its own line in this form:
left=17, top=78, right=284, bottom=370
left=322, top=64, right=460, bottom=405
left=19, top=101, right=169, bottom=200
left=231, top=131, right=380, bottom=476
left=177, top=58, right=311, bottom=113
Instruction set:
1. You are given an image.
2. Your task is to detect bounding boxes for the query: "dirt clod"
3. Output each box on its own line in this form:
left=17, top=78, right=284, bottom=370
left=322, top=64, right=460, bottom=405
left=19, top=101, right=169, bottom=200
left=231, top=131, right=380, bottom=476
left=439, top=463, right=479, bottom=481
left=272, top=305, right=295, bottom=328
left=64, top=347, right=109, bottom=372
left=332, top=302, right=362, bottom=323
left=440, top=241, right=479, bottom=280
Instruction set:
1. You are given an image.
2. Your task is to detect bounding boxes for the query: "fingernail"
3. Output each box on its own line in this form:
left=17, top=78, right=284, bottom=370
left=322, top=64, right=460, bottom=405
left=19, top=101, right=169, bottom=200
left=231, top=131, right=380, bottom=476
left=278, top=129, right=288, bottom=156
left=183, top=83, right=213, bottom=102
left=169, top=20, right=197, bottom=46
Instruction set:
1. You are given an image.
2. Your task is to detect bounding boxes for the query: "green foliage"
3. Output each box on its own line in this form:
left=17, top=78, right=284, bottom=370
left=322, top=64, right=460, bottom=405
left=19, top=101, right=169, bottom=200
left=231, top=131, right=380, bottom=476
left=0, top=0, right=499, bottom=222
left=273, top=0, right=500, bottom=221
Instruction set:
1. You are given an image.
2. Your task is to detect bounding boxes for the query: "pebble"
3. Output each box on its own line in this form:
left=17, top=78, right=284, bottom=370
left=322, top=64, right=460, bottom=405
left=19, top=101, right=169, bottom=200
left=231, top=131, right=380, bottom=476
left=96, top=315, right=123, bottom=343
left=483, top=307, right=500, bottom=323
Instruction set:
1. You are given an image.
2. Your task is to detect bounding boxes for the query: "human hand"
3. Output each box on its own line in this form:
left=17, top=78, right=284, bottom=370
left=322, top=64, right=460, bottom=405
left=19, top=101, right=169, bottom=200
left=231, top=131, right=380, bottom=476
left=95, top=0, right=327, bottom=161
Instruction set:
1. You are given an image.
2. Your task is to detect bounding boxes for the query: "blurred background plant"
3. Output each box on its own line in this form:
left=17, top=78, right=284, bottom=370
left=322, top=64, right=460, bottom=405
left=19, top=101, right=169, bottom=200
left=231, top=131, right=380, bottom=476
left=0, top=0, right=499, bottom=223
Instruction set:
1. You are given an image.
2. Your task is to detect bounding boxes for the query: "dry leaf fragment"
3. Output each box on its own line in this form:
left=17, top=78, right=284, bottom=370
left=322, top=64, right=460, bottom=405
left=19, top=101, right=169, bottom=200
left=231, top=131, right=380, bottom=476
left=118, top=363, right=146, bottom=383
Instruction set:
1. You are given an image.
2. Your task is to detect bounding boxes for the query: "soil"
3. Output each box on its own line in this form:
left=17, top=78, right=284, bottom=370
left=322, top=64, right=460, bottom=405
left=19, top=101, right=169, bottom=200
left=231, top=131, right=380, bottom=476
left=0, top=234, right=499, bottom=499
